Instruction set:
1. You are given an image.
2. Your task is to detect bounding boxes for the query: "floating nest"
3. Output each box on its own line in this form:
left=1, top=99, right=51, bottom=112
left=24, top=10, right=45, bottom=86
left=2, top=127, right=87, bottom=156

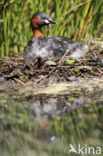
left=0, top=41, right=103, bottom=86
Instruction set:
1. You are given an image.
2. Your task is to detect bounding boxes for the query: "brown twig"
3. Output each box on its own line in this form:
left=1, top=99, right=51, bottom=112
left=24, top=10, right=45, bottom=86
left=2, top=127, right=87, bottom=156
left=96, top=68, right=103, bottom=76
left=35, top=67, right=57, bottom=83
left=14, top=78, right=35, bottom=92
left=58, top=48, right=70, bottom=65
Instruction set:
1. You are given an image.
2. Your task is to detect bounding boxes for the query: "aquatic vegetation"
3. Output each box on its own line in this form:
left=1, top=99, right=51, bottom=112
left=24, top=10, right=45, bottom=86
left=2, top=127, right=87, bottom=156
left=0, top=0, right=103, bottom=57
left=67, top=60, right=75, bottom=65
left=0, top=1, right=103, bottom=155
left=0, top=88, right=103, bottom=155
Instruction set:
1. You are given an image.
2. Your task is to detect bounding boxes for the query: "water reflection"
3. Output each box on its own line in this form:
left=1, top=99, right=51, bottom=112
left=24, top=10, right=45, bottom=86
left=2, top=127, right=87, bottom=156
left=0, top=78, right=103, bottom=155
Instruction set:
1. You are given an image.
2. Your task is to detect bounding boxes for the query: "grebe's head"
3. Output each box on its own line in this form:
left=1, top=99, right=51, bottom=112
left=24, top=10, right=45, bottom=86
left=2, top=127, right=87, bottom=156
left=31, top=12, right=56, bottom=30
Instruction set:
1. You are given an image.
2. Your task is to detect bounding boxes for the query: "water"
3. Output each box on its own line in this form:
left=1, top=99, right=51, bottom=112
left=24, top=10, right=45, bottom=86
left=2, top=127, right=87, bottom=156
left=0, top=78, right=103, bottom=156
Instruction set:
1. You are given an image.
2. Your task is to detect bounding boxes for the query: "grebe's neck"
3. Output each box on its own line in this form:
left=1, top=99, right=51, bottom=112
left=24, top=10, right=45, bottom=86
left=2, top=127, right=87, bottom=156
left=32, top=28, right=44, bottom=38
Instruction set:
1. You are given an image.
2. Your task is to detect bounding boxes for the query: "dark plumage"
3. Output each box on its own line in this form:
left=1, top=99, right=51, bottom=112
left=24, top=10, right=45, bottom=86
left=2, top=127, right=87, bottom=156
left=24, top=12, right=88, bottom=64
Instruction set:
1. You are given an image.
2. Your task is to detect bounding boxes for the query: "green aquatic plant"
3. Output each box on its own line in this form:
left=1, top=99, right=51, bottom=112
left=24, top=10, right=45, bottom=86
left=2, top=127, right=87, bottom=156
left=74, top=68, right=80, bottom=73
left=67, top=59, right=75, bottom=65
left=90, top=70, right=94, bottom=75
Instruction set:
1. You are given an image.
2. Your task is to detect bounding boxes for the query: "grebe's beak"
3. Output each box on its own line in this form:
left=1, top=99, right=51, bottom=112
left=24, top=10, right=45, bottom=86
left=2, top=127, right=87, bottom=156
left=44, top=18, right=56, bottom=24
left=48, top=18, right=56, bottom=24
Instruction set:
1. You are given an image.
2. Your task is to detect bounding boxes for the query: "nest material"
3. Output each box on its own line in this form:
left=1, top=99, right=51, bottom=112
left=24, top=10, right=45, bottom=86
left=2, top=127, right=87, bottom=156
left=0, top=47, right=103, bottom=85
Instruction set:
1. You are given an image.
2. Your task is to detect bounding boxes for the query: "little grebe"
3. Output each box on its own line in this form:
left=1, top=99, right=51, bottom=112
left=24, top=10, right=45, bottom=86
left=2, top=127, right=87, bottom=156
left=24, top=12, right=88, bottom=64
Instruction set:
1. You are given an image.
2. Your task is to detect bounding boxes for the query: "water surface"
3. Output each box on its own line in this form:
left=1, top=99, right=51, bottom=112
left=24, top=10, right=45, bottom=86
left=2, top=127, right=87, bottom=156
left=0, top=78, right=103, bottom=155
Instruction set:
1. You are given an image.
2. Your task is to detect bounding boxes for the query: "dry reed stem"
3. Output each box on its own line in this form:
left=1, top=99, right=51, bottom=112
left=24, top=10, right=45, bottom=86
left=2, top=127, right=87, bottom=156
left=58, top=48, right=70, bottom=65
left=65, top=0, right=92, bottom=16
left=14, top=78, right=35, bottom=92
